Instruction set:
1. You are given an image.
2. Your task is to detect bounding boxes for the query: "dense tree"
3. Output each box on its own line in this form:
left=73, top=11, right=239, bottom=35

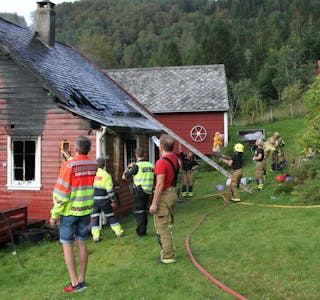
left=280, top=81, right=304, bottom=118
left=50, top=0, right=320, bottom=120
left=297, top=77, right=320, bottom=154
left=0, top=13, right=27, bottom=28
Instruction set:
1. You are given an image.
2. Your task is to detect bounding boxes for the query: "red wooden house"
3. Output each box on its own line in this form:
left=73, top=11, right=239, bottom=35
left=0, top=2, right=160, bottom=221
left=108, top=65, right=229, bottom=155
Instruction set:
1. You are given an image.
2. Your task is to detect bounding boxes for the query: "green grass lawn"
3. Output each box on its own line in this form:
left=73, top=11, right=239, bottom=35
left=1, top=117, right=319, bottom=300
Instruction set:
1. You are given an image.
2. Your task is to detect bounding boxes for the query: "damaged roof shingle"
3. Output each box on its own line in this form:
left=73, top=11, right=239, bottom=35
left=0, top=18, right=159, bottom=132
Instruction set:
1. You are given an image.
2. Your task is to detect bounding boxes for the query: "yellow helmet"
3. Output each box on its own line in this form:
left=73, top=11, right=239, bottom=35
left=234, top=143, right=244, bottom=153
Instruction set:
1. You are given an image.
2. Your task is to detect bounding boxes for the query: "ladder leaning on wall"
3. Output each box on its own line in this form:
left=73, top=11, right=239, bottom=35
left=126, top=99, right=252, bottom=194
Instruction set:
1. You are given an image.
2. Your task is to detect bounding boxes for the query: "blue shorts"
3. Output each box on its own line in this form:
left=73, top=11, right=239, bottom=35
left=59, top=215, right=90, bottom=244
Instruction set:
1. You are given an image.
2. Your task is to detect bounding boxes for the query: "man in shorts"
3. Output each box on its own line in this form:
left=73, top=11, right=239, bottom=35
left=50, top=136, right=97, bottom=293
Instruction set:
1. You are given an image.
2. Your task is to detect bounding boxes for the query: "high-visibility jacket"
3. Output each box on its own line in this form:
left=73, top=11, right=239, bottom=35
left=51, top=154, right=97, bottom=219
left=133, top=161, right=154, bottom=194
left=93, top=167, right=115, bottom=202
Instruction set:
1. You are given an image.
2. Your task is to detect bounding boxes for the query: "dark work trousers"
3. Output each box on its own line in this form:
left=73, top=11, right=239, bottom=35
left=133, top=189, right=150, bottom=236
left=92, top=200, right=119, bottom=228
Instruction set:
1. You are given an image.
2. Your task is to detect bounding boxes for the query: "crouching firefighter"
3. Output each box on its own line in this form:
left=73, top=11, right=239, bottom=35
left=91, top=158, right=124, bottom=242
left=122, top=147, right=154, bottom=236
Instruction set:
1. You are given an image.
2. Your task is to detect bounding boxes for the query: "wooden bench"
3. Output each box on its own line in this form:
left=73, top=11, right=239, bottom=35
left=0, top=206, right=28, bottom=244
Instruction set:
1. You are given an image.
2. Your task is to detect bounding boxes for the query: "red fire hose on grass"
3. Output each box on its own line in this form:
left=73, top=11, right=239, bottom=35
left=185, top=188, right=248, bottom=300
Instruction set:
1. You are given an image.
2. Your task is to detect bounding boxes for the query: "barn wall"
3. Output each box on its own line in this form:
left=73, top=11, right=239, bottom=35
left=155, top=112, right=225, bottom=154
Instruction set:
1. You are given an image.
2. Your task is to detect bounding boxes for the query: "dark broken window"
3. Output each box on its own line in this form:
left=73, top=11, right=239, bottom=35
left=13, top=140, right=36, bottom=181
left=125, top=139, right=137, bottom=166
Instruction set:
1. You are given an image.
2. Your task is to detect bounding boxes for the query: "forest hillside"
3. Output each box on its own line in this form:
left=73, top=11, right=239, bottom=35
left=2, top=0, right=320, bottom=120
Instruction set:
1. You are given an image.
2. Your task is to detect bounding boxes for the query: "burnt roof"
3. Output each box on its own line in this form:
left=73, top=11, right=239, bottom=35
left=0, top=18, right=159, bottom=132
left=107, top=65, right=229, bottom=114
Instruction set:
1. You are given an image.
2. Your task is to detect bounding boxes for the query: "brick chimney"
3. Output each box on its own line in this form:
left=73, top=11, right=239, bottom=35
left=36, top=1, right=56, bottom=47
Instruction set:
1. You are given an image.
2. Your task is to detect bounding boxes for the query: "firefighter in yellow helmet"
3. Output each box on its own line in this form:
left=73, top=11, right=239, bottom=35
left=219, top=143, right=244, bottom=202
left=91, top=158, right=124, bottom=242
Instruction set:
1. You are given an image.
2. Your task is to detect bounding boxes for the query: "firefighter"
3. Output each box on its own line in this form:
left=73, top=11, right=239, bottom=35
left=178, top=143, right=199, bottom=198
left=149, top=134, right=179, bottom=264
left=212, top=131, right=222, bottom=152
left=91, top=158, right=124, bottom=242
left=273, top=132, right=286, bottom=171
left=252, top=139, right=265, bottom=190
left=219, top=143, right=244, bottom=202
left=264, top=135, right=276, bottom=172
left=122, top=147, right=154, bottom=236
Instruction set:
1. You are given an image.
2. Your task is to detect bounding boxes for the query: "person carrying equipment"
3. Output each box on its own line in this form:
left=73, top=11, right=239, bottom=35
left=178, top=143, right=199, bottom=198
left=252, top=139, right=265, bottom=190
left=91, top=158, right=124, bottom=242
left=212, top=131, right=224, bottom=153
left=219, top=143, right=244, bottom=202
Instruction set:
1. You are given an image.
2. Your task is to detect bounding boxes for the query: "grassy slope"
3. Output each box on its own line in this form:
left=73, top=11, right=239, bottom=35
left=2, top=117, right=320, bottom=300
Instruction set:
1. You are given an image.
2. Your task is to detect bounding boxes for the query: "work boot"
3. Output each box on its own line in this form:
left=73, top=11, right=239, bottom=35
left=231, top=198, right=240, bottom=202
left=257, top=184, right=264, bottom=190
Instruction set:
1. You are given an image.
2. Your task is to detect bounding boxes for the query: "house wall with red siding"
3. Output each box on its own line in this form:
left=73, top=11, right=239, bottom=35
left=0, top=52, right=139, bottom=221
left=155, top=112, right=225, bottom=154
left=0, top=104, right=98, bottom=220
left=0, top=103, right=144, bottom=220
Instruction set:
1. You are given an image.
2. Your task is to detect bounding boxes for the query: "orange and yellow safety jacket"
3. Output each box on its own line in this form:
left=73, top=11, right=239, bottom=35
left=51, top=154, right=97, bottom=219
left=93, top=167, right=115, bottom=202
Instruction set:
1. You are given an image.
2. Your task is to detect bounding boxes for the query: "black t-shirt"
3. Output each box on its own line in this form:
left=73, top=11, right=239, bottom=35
left=231, top=152, right=242, bottom=170
left=255, top=147, right=264, bottom=162
left=179, top=152, right=198, bottom=171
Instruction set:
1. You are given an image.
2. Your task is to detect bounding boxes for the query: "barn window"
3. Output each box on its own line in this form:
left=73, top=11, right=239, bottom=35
left=124, top=138, right=138, bottom=168
left=7, top=136, right=41, bottom=190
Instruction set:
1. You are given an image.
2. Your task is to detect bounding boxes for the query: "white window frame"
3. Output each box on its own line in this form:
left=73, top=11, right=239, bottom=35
left=7, top=135, right=42, bottom=190
left=124, top=136, right=139, bottom=168
left=148, top=137, right=156, bottom=165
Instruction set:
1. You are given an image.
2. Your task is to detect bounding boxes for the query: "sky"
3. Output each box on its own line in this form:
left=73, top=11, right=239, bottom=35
left=0, top=0, right=79, bottom=25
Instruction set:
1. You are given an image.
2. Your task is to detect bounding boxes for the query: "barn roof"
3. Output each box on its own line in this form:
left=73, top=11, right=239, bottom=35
left=0, top=18, right=159, bottom=133
left=107, top=65, right=229, bottom=114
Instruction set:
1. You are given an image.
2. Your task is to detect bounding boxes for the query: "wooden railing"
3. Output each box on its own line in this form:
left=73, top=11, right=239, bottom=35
left=0, top=206, right=28, bottom=244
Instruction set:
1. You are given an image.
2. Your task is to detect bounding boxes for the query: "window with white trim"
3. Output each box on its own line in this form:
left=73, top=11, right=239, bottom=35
left=7, top=136, right=42, bottom=190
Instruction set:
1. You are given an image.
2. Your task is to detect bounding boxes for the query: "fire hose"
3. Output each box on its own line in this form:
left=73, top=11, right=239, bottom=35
left=185, top=186, right=248, bottom=300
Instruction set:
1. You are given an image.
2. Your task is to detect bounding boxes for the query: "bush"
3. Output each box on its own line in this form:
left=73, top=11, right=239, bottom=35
left=290, top=154, right=320, bottom=205
left=274, top=181, right=295, bottom=195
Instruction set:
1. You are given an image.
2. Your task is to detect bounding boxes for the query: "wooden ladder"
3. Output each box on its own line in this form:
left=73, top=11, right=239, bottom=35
left=126, top=99, right=252, bottom=193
